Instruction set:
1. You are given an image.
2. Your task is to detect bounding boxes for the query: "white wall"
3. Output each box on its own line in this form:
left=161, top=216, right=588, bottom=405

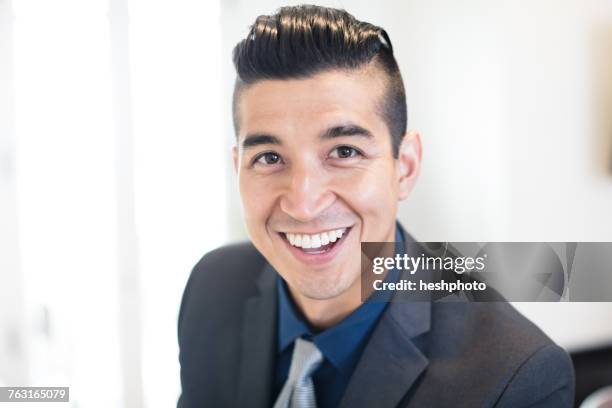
left=220, top=0, right=612, bottom=351
left=1, top=1, right=227, bottom=406
left=0, top=0, right=29, bottom=387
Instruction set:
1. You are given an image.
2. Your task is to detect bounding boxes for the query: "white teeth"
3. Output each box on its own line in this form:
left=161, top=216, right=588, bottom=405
left=285, top=228, right=347, bottom=249
left=311, top=234, right=322, bottom=249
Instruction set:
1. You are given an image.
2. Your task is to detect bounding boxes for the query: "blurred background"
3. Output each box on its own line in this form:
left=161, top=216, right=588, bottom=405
left=1, top=0, right=611, bottom=406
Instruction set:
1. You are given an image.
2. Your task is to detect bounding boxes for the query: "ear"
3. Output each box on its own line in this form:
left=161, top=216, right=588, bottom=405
left=232, top=145, right=239, bottom=174
left=397, top=130, right=422, bottom=201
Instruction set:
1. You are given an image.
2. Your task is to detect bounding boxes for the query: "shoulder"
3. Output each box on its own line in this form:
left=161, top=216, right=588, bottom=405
left=430, top=300, right=565, bottom=364
left=178, top=241, right=268, bottom=335
left=425, top=301, right=574, bottom=406
left=184, top=241, right=266, bottom=300
left=469, top=302, right=574, bottom=406
left=191, top=241, right=266, bottom=281
left=177, top=241, right=270, bottom=406
left=495, top=340, right=575, bottom=407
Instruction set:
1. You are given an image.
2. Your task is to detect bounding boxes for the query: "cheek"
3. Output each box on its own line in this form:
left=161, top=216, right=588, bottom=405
left=333, top=163, right=399, bottom=241
left=334, top=163, right=398, bottom=212
left=239, top=175, right=277, bottom=230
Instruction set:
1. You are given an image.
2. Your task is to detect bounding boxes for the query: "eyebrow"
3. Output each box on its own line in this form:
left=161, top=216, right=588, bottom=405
left=321, top=124, right=373, bottom=140
left=241, top=124, right=373, bottom=149
left=241, top=134, right=282, bottom=149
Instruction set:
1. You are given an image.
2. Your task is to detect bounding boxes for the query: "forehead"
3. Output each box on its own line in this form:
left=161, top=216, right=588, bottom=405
left=236, top=68, right=388, bottom=140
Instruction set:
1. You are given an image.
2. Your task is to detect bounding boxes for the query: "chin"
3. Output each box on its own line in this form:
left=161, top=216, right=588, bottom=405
left=289, top=266, right=358, bottom=300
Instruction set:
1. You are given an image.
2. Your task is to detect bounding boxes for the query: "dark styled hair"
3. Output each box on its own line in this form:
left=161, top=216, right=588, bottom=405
left=231, top=5, right=407, bottom=157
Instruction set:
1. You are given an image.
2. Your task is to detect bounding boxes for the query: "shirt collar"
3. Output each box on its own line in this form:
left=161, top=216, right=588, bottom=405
left=277, top=222, right=405, bottom=374
left=277, top=278, right=310, bottom=351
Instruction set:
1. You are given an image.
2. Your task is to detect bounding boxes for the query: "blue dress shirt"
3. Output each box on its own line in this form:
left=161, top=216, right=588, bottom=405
left=273, top=225, right=404, bottom=408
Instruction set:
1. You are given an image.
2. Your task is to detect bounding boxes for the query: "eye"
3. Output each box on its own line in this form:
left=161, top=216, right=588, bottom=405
left=330, top=145, right=362, bottom=159
left=253, top=151, right=283, bottom=166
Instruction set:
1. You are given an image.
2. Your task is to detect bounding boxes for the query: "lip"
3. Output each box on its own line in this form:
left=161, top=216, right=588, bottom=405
left=280, top=227, right=350, bottom=235
left=278, top=227, right=353, bottom=266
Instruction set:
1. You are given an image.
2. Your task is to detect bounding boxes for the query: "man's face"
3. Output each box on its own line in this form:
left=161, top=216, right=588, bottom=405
left=233, top=67, right=419, bottom=303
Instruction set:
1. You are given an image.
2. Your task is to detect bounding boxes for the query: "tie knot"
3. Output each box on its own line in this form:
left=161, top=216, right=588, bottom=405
left=287, top=338, right=323, bottom=383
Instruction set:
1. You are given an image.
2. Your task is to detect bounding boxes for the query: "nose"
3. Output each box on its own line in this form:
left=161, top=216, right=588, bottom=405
left=279, top=162, right=335, bottom=222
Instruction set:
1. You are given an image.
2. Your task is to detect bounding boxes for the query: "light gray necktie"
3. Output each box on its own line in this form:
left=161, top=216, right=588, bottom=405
left=273, top=337, right=323, bottom=408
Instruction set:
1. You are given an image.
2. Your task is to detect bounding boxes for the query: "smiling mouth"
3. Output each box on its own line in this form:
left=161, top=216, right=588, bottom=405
left=280, top=227, right=350, bottom=254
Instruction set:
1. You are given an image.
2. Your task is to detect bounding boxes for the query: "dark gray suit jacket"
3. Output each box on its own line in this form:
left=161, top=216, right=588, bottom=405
left=178, top=237, right=575, bottom=407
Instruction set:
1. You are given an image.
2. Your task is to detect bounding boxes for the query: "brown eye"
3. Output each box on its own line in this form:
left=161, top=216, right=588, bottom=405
left=255, top=152, right=282, bottom=165
left=331, top=145, right=361, bottom=159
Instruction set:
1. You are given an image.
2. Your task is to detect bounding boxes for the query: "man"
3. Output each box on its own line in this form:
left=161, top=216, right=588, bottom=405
left=178, top=5, right=574, bottom=407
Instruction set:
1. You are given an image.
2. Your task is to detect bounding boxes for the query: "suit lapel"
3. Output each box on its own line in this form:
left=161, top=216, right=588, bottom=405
left=237, top=263, right=278, bottom=408
left=339, top=226, right=432, bottom=408
left=338, top=300, right=430, bottom=408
